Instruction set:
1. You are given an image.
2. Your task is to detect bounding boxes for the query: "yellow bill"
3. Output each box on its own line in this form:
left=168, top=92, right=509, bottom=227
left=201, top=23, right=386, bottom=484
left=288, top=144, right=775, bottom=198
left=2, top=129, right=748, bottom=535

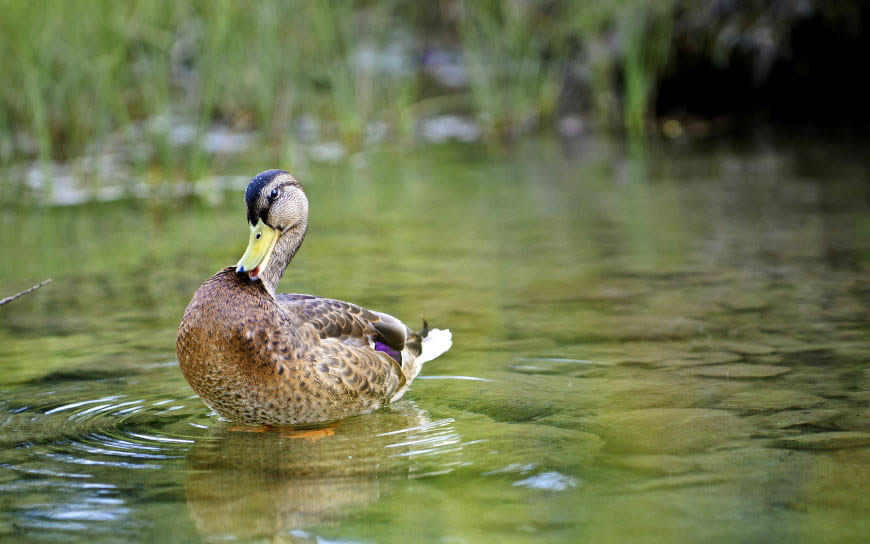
left=236, top=218, right=279, bottom=280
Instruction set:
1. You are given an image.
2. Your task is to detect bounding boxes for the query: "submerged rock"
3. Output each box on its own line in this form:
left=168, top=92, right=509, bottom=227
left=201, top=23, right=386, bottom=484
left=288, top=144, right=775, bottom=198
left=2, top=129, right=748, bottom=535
left=581, top=316, right=704, bottom=342
left=691, top=446, right=799, bottom=482
left=721, top=342, right=777, bottom=355
left=721, top=295, right=770, bottom=312
left=617, top=342, right=690, bottom=364
left=755, top=354, right=784, bottom=364
left=679, top=364, right=791, bottom=379
left=772, top=432, right=870, bottom=451
left=630, top=473, right=732, bottom=492
left=447, top=382, right=562, bottom=422
left=657, top=350, right=742, bottom=367
left=847, top=391, right=870, bottom=403
left=509, top=356, right=613, bottom=377
left=656, top=358, right=709, bottom=368
left=834, top=411, right=870, bottom=432
left=718, top=389, right=826, bottom=412
left=606, top=454, right=699, bottom=475
left=695, top=351, right=744, bottom=364
left=752, top=409, right=841, bottom=429
left=579, top=377, right=724, bottom=410
left=586, top=408, right=749, bottom=454
left=509, top=364, right=562, bottom=375
left=471, top=417, right=604, bottom=470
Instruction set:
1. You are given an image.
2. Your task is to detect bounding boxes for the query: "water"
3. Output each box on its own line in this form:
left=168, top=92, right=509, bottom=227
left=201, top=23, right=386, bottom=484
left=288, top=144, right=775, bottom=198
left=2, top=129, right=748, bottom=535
left=1, top=136, right=869, bottom=543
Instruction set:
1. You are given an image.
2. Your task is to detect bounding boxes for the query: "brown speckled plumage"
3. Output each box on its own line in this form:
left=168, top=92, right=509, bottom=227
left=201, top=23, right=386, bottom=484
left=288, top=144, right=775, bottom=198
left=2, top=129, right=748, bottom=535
left=176, top=170, right=439, bottom=425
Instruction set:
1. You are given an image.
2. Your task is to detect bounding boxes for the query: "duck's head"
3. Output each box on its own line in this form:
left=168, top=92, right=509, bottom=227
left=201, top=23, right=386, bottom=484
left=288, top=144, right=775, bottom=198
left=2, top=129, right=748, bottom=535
left=236, top=170, right=308, bottom=288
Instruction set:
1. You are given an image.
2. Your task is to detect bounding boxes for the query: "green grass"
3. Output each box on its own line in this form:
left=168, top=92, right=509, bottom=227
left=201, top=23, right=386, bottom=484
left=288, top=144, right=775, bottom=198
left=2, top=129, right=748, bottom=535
left=0, top=0, right=676, bottom=182
left=458, top=0, right=563, bottom=140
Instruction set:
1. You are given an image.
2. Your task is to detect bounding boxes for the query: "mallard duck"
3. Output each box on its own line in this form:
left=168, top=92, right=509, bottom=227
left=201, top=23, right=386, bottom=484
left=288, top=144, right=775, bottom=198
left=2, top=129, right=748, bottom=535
left=176, top=169, right=451, bottom=426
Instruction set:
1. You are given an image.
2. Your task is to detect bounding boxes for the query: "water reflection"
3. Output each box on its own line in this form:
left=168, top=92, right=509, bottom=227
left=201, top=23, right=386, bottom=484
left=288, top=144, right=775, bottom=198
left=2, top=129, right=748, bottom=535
left=1, top=138, right=869, bottom=542
left=184, top=402, right=462, bottom=541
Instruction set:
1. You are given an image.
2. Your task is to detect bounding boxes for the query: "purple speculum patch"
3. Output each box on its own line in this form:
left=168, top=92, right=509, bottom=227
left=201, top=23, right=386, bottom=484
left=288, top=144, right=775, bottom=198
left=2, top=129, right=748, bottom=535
left=374, top=341, right=401, bottom=363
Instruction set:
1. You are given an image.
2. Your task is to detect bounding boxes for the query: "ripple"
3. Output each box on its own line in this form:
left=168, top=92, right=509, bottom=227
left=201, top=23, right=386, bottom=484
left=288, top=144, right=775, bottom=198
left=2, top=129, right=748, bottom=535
left=2, top=373, right=482, bottom=540
left=2, top=383, right=218, bottom=482
left=373, top=417, right=468, bottom=462
left=126, top=432, right=194, bottom=444
left=0, top=382, right=220, bottom=537
left=512, top=471, right=579, bottom=491
left=416, top=375, right=497, bottom=382
left=44, top=396, right=125, bottom=415
left=376, top=417, right=456, bottom=437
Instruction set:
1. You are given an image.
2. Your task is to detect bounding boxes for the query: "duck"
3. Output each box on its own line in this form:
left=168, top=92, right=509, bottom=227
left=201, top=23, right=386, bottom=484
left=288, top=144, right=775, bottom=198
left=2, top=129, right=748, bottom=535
left=176, top=169, right=452, bottom=426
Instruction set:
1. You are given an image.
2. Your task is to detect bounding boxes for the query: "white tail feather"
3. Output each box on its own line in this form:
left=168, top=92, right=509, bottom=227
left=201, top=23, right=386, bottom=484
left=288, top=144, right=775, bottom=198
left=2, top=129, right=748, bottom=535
left=416, top=328, right=452, bottom=365
left=390, top=328, right=452, bottom=403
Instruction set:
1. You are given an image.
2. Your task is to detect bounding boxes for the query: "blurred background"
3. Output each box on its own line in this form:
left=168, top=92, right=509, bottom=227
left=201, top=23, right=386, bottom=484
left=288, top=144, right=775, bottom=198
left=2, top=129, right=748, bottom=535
left=1, top=2, right=870, bottom=543
left=1, top=0, right=868, bottom=194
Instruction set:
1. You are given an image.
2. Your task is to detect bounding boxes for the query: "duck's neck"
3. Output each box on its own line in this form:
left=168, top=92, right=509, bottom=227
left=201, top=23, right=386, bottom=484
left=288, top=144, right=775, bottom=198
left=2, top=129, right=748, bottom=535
left=260, top=222, right=307, bottom=295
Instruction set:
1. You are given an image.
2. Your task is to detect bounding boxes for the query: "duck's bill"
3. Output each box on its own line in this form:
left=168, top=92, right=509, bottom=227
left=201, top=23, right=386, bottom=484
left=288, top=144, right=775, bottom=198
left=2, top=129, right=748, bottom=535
left=236, top=219, right=279, bottom=281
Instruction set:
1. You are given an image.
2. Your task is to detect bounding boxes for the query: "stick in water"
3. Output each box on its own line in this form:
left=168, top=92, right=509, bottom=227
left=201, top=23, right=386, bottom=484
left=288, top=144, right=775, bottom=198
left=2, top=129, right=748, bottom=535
left=0, top=279, right=52, bottom=306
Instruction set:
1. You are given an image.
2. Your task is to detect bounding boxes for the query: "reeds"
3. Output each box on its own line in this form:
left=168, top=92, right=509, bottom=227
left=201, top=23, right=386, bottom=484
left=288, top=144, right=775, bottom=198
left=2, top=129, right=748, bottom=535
left=0, top=0, right=673, bottom=177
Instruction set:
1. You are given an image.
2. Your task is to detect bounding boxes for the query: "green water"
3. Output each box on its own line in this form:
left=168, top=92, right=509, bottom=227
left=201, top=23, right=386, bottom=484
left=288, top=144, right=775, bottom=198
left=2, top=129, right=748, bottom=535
left=1, top=137, right=869, bottom=543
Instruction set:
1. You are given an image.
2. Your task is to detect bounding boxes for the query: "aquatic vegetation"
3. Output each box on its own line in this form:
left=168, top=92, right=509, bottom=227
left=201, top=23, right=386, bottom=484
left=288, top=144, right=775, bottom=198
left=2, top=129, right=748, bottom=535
left=458, top=0, right=564, bottom=139
left=0, top=0, right=674, bottom=167
left=621, top=5, right=673, bottom=137
left=457, top=0, right=673, bottom=138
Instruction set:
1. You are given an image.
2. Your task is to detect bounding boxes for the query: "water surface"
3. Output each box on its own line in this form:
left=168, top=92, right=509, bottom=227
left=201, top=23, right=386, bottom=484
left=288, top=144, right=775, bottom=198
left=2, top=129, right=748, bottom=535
left=1, top=137, right=869, bottom=542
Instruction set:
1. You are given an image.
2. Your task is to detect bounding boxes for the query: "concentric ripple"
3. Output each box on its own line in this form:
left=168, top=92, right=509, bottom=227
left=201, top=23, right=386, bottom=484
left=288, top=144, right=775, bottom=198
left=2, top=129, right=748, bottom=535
left=0, top=363, right=480, bottom=539
left=0, top=365, right=218, bottom=536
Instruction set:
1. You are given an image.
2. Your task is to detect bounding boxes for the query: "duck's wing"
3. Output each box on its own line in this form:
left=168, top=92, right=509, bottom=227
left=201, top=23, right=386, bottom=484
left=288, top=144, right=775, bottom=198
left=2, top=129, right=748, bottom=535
left=276, top=293, right=412, bottom=401
left=275, top=293, right=408, bottom=351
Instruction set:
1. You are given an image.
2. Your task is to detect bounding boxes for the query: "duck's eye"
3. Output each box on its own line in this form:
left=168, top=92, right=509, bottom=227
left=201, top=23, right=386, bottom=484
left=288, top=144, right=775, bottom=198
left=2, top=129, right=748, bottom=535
left=269, top=188, right=279, bottom=200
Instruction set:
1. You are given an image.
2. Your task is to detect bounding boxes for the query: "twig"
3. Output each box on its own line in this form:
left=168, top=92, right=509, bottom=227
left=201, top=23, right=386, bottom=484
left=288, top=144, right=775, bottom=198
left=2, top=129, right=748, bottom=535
left=0, top=279, right=52, bottom=306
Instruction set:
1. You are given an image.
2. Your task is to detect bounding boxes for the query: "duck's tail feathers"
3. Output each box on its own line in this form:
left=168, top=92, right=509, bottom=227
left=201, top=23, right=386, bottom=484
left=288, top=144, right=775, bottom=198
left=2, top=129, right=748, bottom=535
left=391, top=324, right=452, bottom=403
left=416, top=328, right=452, bottom=365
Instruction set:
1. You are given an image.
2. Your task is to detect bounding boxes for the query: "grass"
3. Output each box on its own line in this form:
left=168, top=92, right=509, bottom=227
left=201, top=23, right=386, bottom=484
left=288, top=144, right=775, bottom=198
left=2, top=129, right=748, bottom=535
left=0, top=0, right=678, bottom=184
left=457, top=0, right=673, bottom=139
left=458, top=0, right=563, bottom=140
left=621, top=4, right=672, bottom=138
